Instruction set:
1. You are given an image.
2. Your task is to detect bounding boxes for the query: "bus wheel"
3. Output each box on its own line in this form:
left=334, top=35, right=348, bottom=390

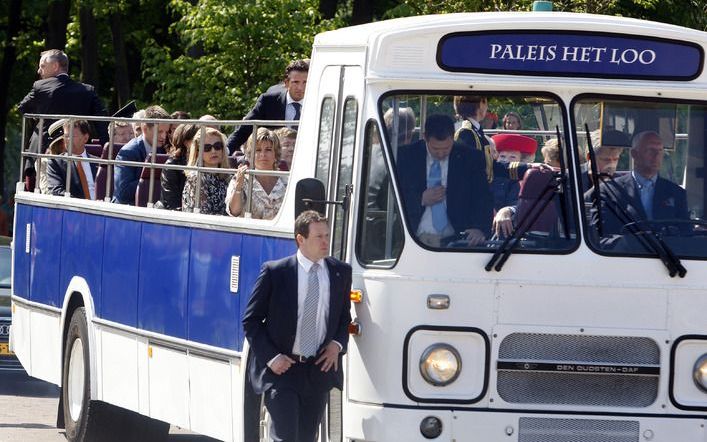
left=62, top=307, right=105, bottom=442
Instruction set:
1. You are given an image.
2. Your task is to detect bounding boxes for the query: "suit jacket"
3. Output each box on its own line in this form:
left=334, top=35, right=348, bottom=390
left=226, top=87, right=288, bottom=154
left=18, top=75, right=108, bottom=164
left=45, top=153, right=99, bottom=199
left=588, top=173, right=688, bottom=237
left=112, top=136, right=165, bottom=204
left=243, top=255, right=352, bottom=395
left=396, top=140, right=493, bottom=237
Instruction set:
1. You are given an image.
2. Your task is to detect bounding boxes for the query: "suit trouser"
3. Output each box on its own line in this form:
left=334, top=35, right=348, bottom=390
left=263, top=362, right=330, bottom=442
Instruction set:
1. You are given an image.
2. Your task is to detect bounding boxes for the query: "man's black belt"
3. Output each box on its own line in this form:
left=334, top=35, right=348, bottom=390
left=290, top=354, right=316, bottom=363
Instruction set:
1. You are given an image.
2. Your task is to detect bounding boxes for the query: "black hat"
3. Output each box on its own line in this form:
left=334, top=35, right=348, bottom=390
left=601, top=130, right=631, bottom=148
left=113, top=100, right=137, bottom=118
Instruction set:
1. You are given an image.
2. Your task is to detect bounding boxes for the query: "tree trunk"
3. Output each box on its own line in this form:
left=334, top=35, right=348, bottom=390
left=79, top=5, right=99, bottom=89
left=0, top=0, right=23, bottom=197
left=109, top=12, right=131, bottom=108
left=351, top=0, right=373, bottom=25
left=46, top=0, right=71, bottom=50
left=319, top=0, right=338, bottom=19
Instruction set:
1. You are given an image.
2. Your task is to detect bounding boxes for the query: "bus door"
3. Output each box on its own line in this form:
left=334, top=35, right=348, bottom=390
left=312, top=64, right=363, bottom=442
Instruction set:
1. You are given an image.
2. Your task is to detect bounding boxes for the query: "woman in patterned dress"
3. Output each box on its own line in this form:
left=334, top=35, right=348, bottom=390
left=181, top=127, right=230, bottom=215
left=226, top=128, right=287, bottom=220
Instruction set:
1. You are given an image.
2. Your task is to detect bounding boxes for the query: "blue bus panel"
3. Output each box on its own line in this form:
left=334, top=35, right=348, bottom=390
left=14, top=203, right=296, bottom=352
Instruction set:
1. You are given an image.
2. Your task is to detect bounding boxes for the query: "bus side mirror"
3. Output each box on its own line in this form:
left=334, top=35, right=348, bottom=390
left=295, top=178, right=326, bottom=219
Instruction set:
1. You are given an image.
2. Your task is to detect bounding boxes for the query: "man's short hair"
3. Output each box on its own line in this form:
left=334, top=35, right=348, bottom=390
left=541, top=138, right=560, bottom=164
left=632, top=130, right=662, bottom=150
left=142, top=105, right=170, bottom=127
left=423, top=114, right=455, bottom=141
left=453, top=95, right=486, bottom=121
left=274, top=127, right=297, bottom=141
left=285, top=59, right=310, bottom=79
left=65, top=119, right=91, bottom=136
left=295, top=210, right=327, bottom=240
left=40, top=49, right=69, bottom=71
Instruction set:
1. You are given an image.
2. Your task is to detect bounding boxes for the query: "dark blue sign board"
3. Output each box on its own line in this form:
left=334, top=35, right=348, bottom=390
left=438, top=31, right=704, bottom=81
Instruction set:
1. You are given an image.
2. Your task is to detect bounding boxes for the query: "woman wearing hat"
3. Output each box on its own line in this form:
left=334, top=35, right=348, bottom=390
left=490, top=133, right=538, bottom=211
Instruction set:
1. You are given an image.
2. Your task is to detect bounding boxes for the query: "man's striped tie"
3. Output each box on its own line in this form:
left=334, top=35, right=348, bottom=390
left=299, top=262, right=320, bottom=357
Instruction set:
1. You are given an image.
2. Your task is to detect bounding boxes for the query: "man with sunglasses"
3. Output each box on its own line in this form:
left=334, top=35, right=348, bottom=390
left=113, top=105, right=171, bottom=204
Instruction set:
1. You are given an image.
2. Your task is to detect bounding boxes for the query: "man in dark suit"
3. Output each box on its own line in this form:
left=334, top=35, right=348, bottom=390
left=226, top=59, right=309, bottom=155
left=112, top=105, right=171, bottom=204
left=588, top=130, right=688, bottom=244
left=397, top=114, right=493, bottom=247
left=243, top=210, right=352, bottom=442
left=46, top=120, right=98, bottom=199
left=18, top=49, right=108, bottom=190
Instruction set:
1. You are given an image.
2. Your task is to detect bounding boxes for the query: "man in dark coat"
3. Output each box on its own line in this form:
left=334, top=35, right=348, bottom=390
left=18, top=49, right=108, bottom=190
left=226, top=59, right=309, bottom=155
left=397, top=114, right=493, bottom=247
left=46, top=120, right=98, bottom=199
left=243, top=210, right=352, bottom=442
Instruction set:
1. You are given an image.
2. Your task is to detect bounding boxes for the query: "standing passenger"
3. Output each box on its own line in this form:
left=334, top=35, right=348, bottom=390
left=453, top=95, right=495, bottom=182
left=243, top=210, right=352, bottom=442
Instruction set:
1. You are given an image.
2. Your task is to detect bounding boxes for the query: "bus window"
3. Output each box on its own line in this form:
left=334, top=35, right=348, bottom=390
left=315, top=97, right=336, bottom=185
left=332, top=97, right=358, bottom=260
left=382, top=92, right=577, bottom=253
left=356, top=120, right=404, bottom=267
left=576, top=96, right=707, bottom=259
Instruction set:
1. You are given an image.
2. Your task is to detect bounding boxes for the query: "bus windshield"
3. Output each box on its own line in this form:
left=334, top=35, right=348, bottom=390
left=575, top=96, right=707, bottom=260
left=381, top=92, right=577, bottom=254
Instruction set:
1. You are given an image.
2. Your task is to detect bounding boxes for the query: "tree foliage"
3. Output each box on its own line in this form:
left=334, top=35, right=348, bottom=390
left=141, top=0, right=341, bottom=119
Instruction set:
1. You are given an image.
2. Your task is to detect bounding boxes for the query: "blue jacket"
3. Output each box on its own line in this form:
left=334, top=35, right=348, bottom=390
left=112, top=136, right=155, bottom=204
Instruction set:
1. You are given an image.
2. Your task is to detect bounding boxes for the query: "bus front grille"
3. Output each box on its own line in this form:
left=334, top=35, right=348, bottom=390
left=518, top=417, right=639, bottom=442
left=497, top=333, right=659, bottom=407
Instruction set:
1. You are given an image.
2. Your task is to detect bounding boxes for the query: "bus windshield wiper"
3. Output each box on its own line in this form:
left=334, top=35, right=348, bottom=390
left=486, top=127, right=568, bottom=272
left=585, top=125, right=686, bottom=278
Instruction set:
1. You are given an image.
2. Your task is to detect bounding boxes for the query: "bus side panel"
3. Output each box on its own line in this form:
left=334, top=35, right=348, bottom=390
left=60, top=211, right=105, bottom=311
left=237, top=234, right=296, bottom=350
left=138, top=223, right=190, bottom=339
left=30, top=207, right=63, bottom=307
left=187, top=229, right=241, bottom=350
left=12, top=203, right=32, bottom=299
left=101, top=218, right=141, bottom=326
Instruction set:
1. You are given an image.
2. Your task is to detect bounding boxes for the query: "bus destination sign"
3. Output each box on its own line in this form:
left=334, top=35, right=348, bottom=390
left=438, top=31, right=704, bottom=80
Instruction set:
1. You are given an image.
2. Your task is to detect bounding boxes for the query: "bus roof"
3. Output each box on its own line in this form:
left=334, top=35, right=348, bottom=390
left=313, top=12, right=707, bottom=84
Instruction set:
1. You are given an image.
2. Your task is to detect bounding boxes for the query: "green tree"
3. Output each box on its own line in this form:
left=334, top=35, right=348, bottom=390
left=141, top=0, right=341, bottom=119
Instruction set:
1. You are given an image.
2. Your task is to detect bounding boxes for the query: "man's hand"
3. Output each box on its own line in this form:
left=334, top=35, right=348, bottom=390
left=493, top=207, right=515, bottom=238
left=315, top=341, right=340, bottom=373
left=464, top=228, right=486, bottom=246
left=421, top=186, right=445, bottom=206
left=269, top=354, right=295, bottom=375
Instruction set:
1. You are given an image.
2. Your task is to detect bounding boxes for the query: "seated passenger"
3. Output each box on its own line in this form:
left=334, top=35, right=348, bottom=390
left=274, top=127, right=297, bottom=170
left=581, top=129, right=628, bottom=192
left=112, top=121, right=134, bottom=144
left=113, top=105, right=171, bottom=204
left=502, top=112, right=522, bottom=131
left=46, top=119, right=97, bottom=199
left=397, top=114, right=492, bottom=248
left=159, top=124, right=198, bottom=210
left=384, top=106, right=416, bottom=147
left=588, top=130, right=688, bottom=241
left=490, top=134, right=538, bottom=211
left=181, top=127, right=230, bottom=215
left=226, top=128, right=287, bottom=220
left=541, top=138, right=561, bottom=168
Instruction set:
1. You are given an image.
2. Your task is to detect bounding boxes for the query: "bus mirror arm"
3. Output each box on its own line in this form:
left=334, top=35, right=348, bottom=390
left=555, top=126, right=570, bottom=239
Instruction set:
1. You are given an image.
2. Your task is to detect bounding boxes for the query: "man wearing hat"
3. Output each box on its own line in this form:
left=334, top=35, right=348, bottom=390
left=490, top=134, right=538, bottom=211
left=45, top=119, right=98, bottom=199
left=18, top=49, right=108, bottom=191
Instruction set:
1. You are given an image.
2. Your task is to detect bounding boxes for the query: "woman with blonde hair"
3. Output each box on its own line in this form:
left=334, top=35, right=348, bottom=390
left=181, top=127, right=230, bottom=215
left=227, top=128, right=287, bottom=220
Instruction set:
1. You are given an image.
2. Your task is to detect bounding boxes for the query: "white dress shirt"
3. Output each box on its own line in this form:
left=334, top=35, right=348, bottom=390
left=285, top=92, right=303, bottom=123
left=79, top=150, right=96, bottom=200
left=292, top=250, right=330, bottom=356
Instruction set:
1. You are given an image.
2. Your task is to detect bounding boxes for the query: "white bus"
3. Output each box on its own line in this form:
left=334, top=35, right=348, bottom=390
left=11, top=11, right=707, bottom=442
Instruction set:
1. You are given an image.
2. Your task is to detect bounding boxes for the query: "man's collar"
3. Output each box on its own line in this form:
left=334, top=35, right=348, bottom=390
left=296, top=249, right=324, bottom=271
left=286, top=91, right=302, bottom=106
left=56, top=73, right=69, bottom=78
left=632, top=170, right=658, bottom=185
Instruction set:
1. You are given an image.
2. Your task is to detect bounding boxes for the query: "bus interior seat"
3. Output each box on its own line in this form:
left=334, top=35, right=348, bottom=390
left=134, top=154, right=169, bottom=207
left=515, top=167, right=558, bottom=233
left=94, top=143, right=125, bottom=201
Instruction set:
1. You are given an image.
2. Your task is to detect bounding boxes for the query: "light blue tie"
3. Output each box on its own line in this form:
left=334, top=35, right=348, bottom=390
left=639, top=181, right=654, bottom=220
left=428, top=160, right=447, bottom=232
left=299, top=263, right=320, bottom=357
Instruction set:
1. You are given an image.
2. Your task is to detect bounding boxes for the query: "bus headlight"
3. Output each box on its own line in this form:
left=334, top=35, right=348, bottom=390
left=693, top=354, right=707, bottom=392
left=419, top=344, right=461, bottom=386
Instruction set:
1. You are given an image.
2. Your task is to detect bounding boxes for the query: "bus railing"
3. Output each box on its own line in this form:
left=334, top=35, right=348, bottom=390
left=20, top=114, right=293, bottom=215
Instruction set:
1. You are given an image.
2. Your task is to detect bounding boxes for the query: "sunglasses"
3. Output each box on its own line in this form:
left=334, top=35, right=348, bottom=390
left=203, top=142, right=224, bottom=153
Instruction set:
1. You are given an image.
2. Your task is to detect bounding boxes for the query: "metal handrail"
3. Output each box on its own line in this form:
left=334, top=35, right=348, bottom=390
left=20, top=114, right=293, bottom=209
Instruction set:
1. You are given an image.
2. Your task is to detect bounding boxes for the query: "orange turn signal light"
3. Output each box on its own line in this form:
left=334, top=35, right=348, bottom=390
left=350, top=289, right=363, bottom=303
left=348, top=321, right=362, bottom=336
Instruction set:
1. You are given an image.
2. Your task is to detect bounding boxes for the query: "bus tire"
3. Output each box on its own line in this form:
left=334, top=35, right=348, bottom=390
left=62, top=307, right=107, bottom=442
